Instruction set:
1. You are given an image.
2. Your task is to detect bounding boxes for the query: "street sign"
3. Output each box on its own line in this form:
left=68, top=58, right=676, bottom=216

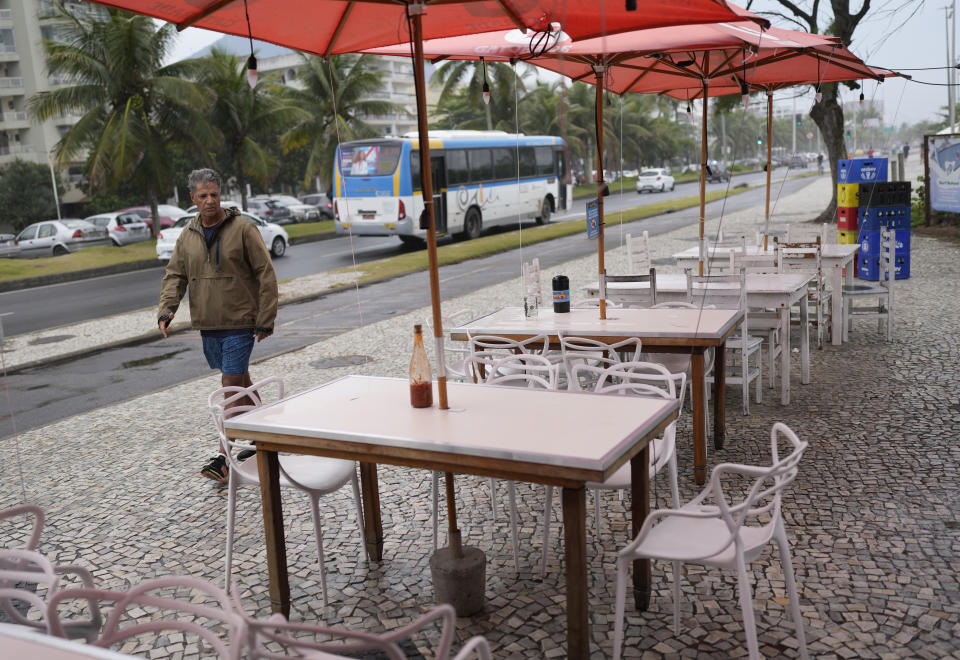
left=806, top=132, right=813, bottom=139
left=586, top=199, right=600, bottom=239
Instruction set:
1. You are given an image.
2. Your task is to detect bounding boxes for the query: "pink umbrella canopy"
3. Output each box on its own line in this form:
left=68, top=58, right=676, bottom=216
left=86, top=0, right=767, bottom=55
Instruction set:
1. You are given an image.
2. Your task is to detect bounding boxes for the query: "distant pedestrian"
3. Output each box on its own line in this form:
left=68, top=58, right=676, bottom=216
left=903, top=143, right=910, bottom=160
left=157, top=168, right=278, bottom=482
left=868, top=146, right=874, bottom=158
left=816, top=153, right=824, bottom=175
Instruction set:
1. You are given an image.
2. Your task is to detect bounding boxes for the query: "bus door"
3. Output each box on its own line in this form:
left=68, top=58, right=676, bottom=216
left=431, top=155, right=447, bottom=234
left=556, top=149, right=569, bottom=210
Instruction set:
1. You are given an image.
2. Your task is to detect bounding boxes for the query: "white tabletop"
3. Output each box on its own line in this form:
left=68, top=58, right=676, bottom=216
left=586, top=272, right=813, bottom=296
left=451, top=306, right=742, bottom=342
left=673, top=243, right=858, bottom=261
left=225, top=375, right=678, bottom=475
left=0, top=624, right=132, bottom=659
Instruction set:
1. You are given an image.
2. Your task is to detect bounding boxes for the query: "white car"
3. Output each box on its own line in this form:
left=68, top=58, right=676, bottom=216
left=83, top=211, right=151, bottom=246
left=254, top=194, right=321, bottom=222
left=636, top=168, right=675, bottom=193
left=156, top=211, right=289, bottom=262
left=16, top=219, right=111, bottom=257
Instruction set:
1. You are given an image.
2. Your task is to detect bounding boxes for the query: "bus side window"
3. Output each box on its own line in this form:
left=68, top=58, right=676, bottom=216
left=411, top=152, right=421, bottom=191
left=535, top=146, right=554, bottom=176
left=519, top=147, right=536, bottom=178
left=447, top=150, right=468, bottom=185
left=493, top=148, right=514, bottom=180
left=470, top=149, right=494, bottom=182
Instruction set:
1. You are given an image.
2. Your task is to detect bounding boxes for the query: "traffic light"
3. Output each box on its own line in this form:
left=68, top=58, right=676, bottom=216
left=795, top=113, right=802, bottom=127
left=756, top=136, right=763, bottom=145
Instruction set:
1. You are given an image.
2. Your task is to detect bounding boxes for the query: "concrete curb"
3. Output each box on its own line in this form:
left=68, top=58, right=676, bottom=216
left=0, top=231, right=338, bottom=294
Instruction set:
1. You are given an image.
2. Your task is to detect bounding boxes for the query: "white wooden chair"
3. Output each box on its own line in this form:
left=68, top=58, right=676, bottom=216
left=786, top=222, right=830, bottom=244
left=612, top=423, right=809, bottom=660
left=688, top=268, right=763, bottom=414
left=729, top=251, right=783, bottom=390
left=599, top=268, right=657, bottom=308
left=841, top=227, right=895, bottom=341
left=777, top=237, right=829, bottom=349
left=208, top=377, right=364, bottom=606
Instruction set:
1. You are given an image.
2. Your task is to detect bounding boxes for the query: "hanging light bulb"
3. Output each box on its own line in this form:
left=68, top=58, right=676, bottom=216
left=740, top=80, right=750, bottom=109
left=686, top=102, right=692, bottom=115
left=859, top=91, right=865, bottom=106
left=815, top=90, right=822, bottom=104
left=246, top=54, right=258, bottom=89
left=481, top=57, right=490, bottom=105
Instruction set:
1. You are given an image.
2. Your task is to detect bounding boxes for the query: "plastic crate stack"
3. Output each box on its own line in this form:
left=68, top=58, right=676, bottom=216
left=836, top=158, right=889, bottom=276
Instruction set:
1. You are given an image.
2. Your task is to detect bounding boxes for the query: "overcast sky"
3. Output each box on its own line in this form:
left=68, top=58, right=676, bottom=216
left=163, top=1, right=947, bottom=127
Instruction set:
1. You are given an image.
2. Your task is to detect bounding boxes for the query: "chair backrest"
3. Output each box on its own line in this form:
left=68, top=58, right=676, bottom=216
left=208, top=376, right=285, bottom=470
left=464, top=353, right=557, bottom=390
left=560, top=334, right=642, bottom=391
left=0, top=548, right=60, bottom=632
left=777, top=237, right=824, bottom=294
left=426, top=309, right=477, bottom=381
left=48, top=576, right=245, bottom=660
left=467, top=333, right=549, bottom=357
left=686, top=267, right=746, bottom=312
left=730, top=250, right=778, bottom=274
left=0, top=503, right=44, bottom=551
left=626, top=231, right=651, bottom=274
left=240, top=601, right=489, bottom=660
left=599, top=268, right=657, bottom=308
left=522, top=257, right=542, bottom=300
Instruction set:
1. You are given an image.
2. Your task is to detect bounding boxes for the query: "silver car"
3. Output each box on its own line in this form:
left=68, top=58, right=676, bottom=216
left=16, top=219, right=111, bottom=257
left=84, top=211, right=151, bottom=246
left=0, top=233, right=20, bottom=258
left=253, top=195, right=319, bottom=223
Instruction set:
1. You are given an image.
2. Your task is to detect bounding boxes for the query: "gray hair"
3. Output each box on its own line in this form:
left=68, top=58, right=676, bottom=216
left=187, top=168, right=221, bottom=193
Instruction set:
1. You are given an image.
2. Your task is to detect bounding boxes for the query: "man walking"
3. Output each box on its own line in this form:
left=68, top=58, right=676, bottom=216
left=157, top=168, right=278, bottom=482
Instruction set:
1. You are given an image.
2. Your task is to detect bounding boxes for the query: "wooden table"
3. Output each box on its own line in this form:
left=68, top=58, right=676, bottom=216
left=673, top=243, right=859, bottom=346
left=224, top=375, right=679, bottom=660
left=583, top=273, right=813, bottom=405
left=450, top=307, right=743, bottom=485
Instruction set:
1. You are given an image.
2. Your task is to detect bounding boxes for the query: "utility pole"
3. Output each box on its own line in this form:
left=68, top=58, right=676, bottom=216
left=791, top=93, right=797, bottom=153
left=948, top=3, right=956, bottom=131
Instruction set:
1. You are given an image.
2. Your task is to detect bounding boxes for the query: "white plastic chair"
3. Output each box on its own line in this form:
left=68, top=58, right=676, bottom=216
left=425, top=308, right=477, bottom=382
left=612, top=422, right=809, bottom=660
left=47, top=575, right=245, bottom=660
left=560, top=333, right=643, bottom=392
left=625, top=231, right=651, bottom=274
left=841, top=227, right=895, bottom=341
left=688, top=268, right=763, bottom=414
left=540, top=361, right=683, bottom=577
left=241, top=601, right=491, bottom=660
left=208, top=376, right=364, bottom=607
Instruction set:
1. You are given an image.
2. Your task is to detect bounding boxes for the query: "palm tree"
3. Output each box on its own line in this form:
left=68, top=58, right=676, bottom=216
left=432, top=60, right=528, bottom=130
left=278, top=54, right=406, bottom=190
left=197, top=48, right=309, bottom=210
left=28, top=4, right=216, bottom=236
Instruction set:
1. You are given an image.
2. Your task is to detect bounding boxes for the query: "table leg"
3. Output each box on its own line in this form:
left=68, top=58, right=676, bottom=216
left=257, top=449, right=290, bottom=616
left=691, top=352, right=707, bottom=485
left=713, top=343, right=727, bottom=452
left=780, top=306, right=791, bottom=405
left=562, top=486, right=589, bottom=660
left=832, top=264, right=843, bottom=346
left=631, top=445, right=651, bottom=612
left=359, top=462, right=383, bottom=561
left=800, top=293, right=810, bottom=385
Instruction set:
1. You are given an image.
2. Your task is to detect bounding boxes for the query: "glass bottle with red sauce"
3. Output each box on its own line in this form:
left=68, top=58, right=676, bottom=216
left=409, top=324, right=433, bottom=408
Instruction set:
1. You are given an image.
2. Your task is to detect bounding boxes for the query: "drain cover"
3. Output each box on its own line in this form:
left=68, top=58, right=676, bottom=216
left=310, top=355, right=372, bottom=369
left=29, top=335, right=75, bottom=345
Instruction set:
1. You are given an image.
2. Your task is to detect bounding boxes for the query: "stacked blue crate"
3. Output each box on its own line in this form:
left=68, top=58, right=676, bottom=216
left=856, top=179, right=911, bottom=281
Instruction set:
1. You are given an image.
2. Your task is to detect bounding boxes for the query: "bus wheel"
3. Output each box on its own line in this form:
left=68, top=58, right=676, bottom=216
left=399, top=235, right=426, bottom=249
left=462, top=208, right=482, bottom=240
left=536, top=197, right=552, bottom=225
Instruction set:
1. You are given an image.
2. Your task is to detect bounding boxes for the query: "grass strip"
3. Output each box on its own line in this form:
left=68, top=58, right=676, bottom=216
left=0, top=242, right=160, bottom=282
left=285, top=220, right=335, bottom=238
left=329, top=183, right=759, bottom=285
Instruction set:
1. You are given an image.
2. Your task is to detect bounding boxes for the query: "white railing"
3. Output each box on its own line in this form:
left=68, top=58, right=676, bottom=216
left=0, top=144, right=36, bottom=155
left=1, top=111, right=26, bottom=122
left=0, top=9, right=12, bottom=20
left=0, top=44, right=16, bottom=54
left=0, top=77, right=22, bottom=88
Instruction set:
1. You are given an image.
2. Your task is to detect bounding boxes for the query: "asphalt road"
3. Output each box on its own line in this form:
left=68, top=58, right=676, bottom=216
left=0, top=166, right=806, bottom=338
left=0, top=171, right=815, bottom=440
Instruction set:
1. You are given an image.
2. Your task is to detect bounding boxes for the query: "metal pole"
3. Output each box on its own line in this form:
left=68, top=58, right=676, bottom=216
left=698, top=56, right=709, bottom=277
left=594, top=65, right=607, bottom=319
left=952, top=0, right=957, bottom=129
left=791, top=93, right=797, bottom=154
left=764, top=92, right=773, bottom=250
left=47, top=154, right=61, bottom=221
left=948, top=5, right=955, bottom=131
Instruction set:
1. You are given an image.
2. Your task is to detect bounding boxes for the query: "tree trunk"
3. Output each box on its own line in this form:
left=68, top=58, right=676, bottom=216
left=147, top=182, right=159, bottom=239
left=809, top=83, right=847, bottom=224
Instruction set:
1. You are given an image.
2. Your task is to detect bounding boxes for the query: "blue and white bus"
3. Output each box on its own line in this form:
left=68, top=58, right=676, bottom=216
left=332, top=130, right=570, bottom=246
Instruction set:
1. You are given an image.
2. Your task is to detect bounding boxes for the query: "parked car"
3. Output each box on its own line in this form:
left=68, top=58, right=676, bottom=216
left=184, top=200, right=241, bottom=215
left=787, top=154, right=808, bottom=169
left=118, top=204, right=185, bottom=232
left=156, top=211, right=289, bottom=262
left=636, top=168, right=675, bottom=193
left=705, top=161, right=731, bottom=183
left=245, top=198, right=293, bottom=224
left=252, top=195, right=318, bottom=223
left=0, top=233, right=21, bottom=258
left=16, top=219, right=111, bottom=257
left=83, top=211, right=151, bottom=246
left=298, top=193, right=335, bottom=219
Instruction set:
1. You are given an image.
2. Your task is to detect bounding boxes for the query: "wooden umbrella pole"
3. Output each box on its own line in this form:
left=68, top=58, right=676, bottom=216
left=764, top=91, right=773, bottom=251
left=594, top=65, right=607, bottom=319
left=444, top=472, right=462, bottom=557
left=411, top=9, right=448, bottom=411
left=698, top=55, right=709, bottom=276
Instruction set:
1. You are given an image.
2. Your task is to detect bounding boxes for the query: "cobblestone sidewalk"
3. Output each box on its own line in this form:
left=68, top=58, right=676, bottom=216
left=1, top=166, right=957, bottom=659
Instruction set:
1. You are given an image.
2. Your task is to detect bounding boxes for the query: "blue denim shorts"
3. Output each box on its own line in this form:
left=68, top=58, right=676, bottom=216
left=201, top=331, right=255, bottom=375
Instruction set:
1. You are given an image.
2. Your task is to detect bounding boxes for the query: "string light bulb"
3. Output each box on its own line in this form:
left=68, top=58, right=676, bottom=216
left=686, top=102, right=692, bottom=115
left=481, top=57, right=490, bottom=105
left=859, top=91, right=865, bottom=106
left=740, top=80, right=750, bottom=109
left=815, top=91, right=822, bottom=104
left=246, top=54, right=258, bottom=89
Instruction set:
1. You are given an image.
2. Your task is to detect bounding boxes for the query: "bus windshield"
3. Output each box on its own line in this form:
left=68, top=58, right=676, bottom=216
left=339, top=143, right=402, bottom=177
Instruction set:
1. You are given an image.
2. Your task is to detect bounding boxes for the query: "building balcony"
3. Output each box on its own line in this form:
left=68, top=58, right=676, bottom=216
left=0, top=110, right=29, bottom=128
left=0, top=144, right=36, bottom=156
